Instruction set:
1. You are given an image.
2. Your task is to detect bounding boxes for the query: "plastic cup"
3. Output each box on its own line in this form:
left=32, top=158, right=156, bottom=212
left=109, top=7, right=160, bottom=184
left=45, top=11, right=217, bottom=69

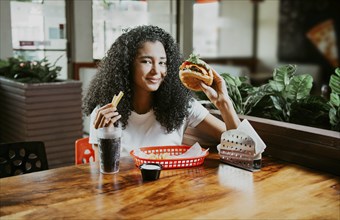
left=139, top=163, right=162, bottom=181
left=97, top=127, right=122, bottom=174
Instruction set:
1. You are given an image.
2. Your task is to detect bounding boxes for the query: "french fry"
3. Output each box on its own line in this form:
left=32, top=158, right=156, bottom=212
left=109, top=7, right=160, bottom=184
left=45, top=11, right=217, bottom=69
left=112, top=91, right=124, bottom=107
left=111, top=95, right=117, bottom=105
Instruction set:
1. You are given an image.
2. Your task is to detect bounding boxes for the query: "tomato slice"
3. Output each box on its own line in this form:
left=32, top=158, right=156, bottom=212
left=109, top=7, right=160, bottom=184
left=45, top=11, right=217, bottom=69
left=180, top=61, right=192, bottom=68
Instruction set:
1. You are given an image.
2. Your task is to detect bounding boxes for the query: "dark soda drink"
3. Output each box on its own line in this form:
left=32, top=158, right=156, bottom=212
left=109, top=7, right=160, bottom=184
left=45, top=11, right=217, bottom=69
left=98, top=137, right=121, bottom=174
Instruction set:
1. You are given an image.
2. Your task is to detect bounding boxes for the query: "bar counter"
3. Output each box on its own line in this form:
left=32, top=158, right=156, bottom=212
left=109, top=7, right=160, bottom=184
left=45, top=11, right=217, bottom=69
left=0, top=153, right=339, bottom=219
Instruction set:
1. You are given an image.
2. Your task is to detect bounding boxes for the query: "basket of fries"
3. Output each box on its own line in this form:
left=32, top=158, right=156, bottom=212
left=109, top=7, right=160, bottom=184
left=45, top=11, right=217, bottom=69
left=130, top=145, right=209, bottom=169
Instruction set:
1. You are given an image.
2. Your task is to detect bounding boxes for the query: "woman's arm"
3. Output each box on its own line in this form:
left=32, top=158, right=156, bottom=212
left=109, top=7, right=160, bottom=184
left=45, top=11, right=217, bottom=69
left=195, top=113, right=226, bottom=141
left=213, top=95, right=240, bottom=130
left=197, top=68, right=241, bottom=140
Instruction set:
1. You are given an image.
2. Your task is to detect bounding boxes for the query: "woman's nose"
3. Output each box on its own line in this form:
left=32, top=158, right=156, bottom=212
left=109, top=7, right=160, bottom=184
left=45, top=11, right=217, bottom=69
left=151, top=64, right=161, bottom=75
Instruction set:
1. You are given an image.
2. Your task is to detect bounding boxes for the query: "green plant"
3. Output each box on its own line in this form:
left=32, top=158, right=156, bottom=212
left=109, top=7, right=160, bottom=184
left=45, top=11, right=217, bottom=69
left=265, top=65, right=329, bottom=125
left=328, top=68, right=340, bottom=130
left=195, top=73, right=263, bottom=115
left=0, top=56, right=62, bottom=83
left=196, top=64, right=338, bottom=131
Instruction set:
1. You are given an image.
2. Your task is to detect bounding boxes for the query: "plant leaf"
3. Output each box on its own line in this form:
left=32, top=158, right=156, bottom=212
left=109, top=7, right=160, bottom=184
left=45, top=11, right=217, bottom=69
left=269, top=80, right=284, bottom=92
left=335, top=67, right=340, bottom=77
left=329, top=107, right=340, bottom=131
left=220, top=73, right=244, bottom=114
left=330, top=93, right=340, bottom=107
left=286, top=74, right=313, bottom=100
left=243, top=84, right=272, bottom=115
left=270, top=95, right=283, bottom=112
left=272, top=64, right=296, bottom=85
left=329, top=72, right=340, bottom=94
left=220, top=73, right=240, bottom=87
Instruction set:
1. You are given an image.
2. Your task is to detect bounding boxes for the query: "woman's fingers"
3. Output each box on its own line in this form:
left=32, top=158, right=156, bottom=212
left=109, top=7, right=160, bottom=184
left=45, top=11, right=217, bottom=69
left=94, top=104, right=111, bottom=128
left=212, top=68, right=222, bottom=80
left=98, top=116, right=106, bottom=128
left=94, top=112, right=103, bottom=129
left=108, top=114, right=122, bottom=127
left=105, top=111, right=119, bottom=119
left=200, top=67, right=221, bottom=100
left=210, top=68, right=229, bottom=98
left=211, top=68, right=227, bottom=90
left=200, top=68, right=230, bottom=108
left=200, top=82, right=217, bottom=100
left=94, top=105, right=120, bottom=129
left=104, top=111, right=120, bottom=127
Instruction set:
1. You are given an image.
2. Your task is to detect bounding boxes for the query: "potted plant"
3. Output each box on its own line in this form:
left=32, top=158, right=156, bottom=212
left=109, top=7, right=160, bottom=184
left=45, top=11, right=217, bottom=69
left=194, top=64, right=340, bottom=175
left=0, top=56, right=83, bottom=169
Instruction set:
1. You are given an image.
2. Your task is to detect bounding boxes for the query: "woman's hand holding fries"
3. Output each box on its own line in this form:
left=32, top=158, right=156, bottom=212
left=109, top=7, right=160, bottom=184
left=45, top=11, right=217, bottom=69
left=94, top=92, right=124, bottom=129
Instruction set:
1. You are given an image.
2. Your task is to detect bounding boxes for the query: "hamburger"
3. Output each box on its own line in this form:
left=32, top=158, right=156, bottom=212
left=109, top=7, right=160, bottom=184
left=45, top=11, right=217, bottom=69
left=179, top=54, right=213, bottom=91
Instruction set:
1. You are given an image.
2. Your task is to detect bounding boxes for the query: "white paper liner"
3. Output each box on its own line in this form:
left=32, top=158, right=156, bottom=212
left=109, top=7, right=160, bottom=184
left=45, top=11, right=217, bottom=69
left=237, top=119, right=266, bottom=154
left=134, top=142, right=208, bottom=159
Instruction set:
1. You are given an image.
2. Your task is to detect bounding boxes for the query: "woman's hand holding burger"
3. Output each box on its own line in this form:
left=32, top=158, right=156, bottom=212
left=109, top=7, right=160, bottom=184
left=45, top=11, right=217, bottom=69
left=199, top=68, right=229, bottom=108
left=179, top=53, right=229, bottom=107
left=179, top=54, right=240, bottom=129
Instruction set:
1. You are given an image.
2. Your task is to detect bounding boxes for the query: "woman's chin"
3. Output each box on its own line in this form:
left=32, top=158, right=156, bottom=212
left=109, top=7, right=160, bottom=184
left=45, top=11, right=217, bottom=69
left=147, top=85, right=161, bottom=92
left=145, top=82, right=162, bottom=91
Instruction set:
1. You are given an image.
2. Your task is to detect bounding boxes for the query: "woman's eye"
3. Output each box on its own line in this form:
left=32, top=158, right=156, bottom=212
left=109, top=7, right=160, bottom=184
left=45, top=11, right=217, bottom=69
left=159, top=61, right=167, bottom=66
left=141, top=60, right=152, bottom=64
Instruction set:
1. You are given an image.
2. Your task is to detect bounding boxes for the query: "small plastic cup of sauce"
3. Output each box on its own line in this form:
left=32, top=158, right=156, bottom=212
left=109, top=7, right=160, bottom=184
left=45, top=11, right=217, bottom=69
left=139, top=163, right=162, bottom=181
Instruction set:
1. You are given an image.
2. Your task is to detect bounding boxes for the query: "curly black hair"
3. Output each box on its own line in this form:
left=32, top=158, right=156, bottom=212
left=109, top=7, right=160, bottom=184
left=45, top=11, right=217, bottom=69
left=83, top=25, right=193, bottom=133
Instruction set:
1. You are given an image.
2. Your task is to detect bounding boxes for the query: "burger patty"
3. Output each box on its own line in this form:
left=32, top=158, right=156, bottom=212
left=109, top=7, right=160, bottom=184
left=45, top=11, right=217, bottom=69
left=183, top=64, right=209, bottom=76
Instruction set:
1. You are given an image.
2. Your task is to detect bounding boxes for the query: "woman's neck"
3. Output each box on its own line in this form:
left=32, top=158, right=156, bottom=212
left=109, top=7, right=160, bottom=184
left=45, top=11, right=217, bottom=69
left=133, top=91, right=153, bottom=114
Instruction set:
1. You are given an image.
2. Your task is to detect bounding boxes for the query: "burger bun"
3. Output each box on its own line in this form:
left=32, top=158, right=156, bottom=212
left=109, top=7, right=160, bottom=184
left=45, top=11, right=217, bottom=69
left=179, top=66, right=213, bottom=91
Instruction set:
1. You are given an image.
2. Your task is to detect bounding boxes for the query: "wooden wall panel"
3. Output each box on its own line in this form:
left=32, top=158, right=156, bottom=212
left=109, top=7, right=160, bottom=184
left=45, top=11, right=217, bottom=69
left=0, top=77, right=83, bottom=169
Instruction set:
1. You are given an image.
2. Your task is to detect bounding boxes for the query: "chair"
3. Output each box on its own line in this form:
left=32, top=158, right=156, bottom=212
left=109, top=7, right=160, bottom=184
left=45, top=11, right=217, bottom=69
left=75, top=137, right=95, bottom=165
left=0, top=141, right=49, bottom=178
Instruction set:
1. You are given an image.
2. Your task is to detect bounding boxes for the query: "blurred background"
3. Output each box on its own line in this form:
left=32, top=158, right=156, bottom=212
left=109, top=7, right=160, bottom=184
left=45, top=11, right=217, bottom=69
left=1, top=0, right=339, bottom=133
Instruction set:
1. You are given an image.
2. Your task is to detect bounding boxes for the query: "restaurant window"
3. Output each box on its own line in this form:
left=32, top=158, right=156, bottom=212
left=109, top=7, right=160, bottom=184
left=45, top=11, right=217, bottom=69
left=10, top=0, right=67, bottom=79
left=193, top=0, right=219, bottom=57
left=193, top=0, right=253, bottom=58
left=92, top=0, right=177, bottom=60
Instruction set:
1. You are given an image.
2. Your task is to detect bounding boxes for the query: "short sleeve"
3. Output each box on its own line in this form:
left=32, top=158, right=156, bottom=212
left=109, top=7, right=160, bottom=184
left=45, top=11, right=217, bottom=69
left=187, top=99, right=209, bottom=127
left=89, top=107, right=99, bottom=145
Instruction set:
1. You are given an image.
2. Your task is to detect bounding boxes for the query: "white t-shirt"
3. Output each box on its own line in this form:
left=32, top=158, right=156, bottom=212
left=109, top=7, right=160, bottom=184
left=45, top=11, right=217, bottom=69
left=89, top=99, right=209, bottom=157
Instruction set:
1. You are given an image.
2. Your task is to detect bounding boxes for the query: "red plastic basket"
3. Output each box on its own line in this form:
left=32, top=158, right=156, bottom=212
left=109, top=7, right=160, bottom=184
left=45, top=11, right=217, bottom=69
left=130, top=145, right=209, bottom=169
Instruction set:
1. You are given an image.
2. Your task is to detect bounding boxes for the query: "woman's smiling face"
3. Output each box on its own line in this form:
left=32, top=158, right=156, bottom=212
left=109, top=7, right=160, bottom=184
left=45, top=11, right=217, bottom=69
left=133, top=41, right=167, bottom=93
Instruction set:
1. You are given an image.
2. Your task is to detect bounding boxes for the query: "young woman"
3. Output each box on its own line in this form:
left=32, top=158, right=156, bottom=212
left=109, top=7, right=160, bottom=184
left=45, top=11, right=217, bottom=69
left=83, top=25, right=240, bottom=157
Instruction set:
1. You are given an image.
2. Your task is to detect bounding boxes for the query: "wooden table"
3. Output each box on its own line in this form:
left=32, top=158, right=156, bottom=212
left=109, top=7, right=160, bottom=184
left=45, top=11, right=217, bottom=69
left=0, top=153, right=339, bottom=219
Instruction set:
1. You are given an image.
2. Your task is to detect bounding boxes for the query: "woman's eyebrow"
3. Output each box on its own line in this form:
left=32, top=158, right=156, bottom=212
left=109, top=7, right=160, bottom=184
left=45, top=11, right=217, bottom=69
left=139, top=55, right=166, bottom=60
left=139, top=55, right=150, bottom=58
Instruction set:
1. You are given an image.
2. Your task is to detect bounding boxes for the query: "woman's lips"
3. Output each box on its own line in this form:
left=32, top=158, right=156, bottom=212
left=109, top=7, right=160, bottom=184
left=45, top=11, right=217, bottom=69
left=147, top=78, right=161, bottom=84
